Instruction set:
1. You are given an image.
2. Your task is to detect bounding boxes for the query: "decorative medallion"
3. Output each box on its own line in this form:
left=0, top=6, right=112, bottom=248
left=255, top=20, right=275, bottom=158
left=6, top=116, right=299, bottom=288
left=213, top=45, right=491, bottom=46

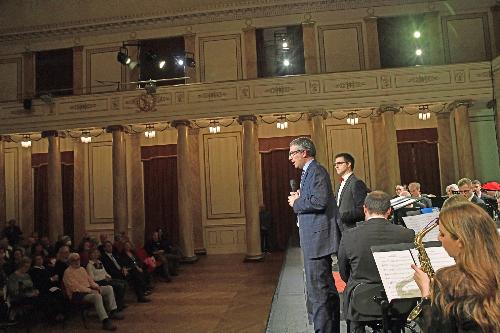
left=135, top=93, right=157, bottom=112
left=309, top=80, right=320, bottom=94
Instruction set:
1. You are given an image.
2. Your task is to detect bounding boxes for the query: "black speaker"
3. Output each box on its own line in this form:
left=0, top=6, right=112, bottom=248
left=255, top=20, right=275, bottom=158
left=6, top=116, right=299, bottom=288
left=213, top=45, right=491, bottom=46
left=23, top=98, right=32, bottom=110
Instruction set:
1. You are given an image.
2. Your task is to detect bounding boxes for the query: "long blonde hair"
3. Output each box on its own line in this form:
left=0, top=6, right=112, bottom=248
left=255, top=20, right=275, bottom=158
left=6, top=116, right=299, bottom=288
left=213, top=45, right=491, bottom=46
left=433, top=202, right=500, bottom=332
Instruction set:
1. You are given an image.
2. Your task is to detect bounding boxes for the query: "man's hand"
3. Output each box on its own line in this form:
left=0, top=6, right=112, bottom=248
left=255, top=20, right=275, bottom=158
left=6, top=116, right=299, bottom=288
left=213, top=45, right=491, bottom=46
left=288, top=190, right=300, bottom=207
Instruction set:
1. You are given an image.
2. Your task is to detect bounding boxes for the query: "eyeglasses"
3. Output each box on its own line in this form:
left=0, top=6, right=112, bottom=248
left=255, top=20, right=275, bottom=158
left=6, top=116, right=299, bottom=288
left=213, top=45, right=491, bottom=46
left=334, top=161, right=347, bottom=166
left=289, top=150, right=303, bottom=157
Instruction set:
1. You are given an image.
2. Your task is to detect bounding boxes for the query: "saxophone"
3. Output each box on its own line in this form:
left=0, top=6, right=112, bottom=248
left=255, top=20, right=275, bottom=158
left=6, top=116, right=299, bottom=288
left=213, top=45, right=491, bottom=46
left=407, top=218, right=439, bottom=322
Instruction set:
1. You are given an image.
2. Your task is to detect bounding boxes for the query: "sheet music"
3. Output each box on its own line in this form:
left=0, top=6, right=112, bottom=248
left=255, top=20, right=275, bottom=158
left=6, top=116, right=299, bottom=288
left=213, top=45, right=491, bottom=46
left=410, top=246, right=455, bottom=271
left=402, top=212, right=440, bottom=242
left=372, top=250, right=421, bottom=302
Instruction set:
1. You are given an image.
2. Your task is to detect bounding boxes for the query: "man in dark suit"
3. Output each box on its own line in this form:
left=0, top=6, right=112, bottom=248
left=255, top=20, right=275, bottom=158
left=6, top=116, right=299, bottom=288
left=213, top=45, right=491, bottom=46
left=288, top=137, right=340, bottom=333
left=457, top=178, right=487, bottom=207
left=338, top=191, right=415, bottom=333
left=472, top=179, right=498, bottom=217
left=334, top=153, right=369, bottom=230
left=408, top=182, right=433, bottom=208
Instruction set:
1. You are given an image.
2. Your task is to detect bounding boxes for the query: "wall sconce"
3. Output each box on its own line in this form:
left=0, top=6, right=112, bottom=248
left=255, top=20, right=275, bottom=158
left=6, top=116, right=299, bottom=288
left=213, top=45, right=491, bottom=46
left=418, top=105, right=431, bottom=120
left=144, top=124, right=156, bottom=138
left=276, top=116, right=288, bottom=130
left=80, top=130, right=92, bottom=143
left=346, top=112, right=359, bottom=125
left=21, top=134, right=32, bottom=148
left=209, top=120, right=221, bottom=134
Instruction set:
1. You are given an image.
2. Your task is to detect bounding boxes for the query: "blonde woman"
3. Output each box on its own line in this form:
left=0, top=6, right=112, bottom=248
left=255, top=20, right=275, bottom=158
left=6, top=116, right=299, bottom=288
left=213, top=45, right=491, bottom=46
left=412, top=202, right=500, bottom=332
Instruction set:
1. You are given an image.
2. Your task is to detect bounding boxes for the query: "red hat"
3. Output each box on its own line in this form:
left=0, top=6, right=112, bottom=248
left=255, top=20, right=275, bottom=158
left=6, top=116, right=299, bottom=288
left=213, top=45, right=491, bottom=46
left=481, top=181, right=500, bottom=191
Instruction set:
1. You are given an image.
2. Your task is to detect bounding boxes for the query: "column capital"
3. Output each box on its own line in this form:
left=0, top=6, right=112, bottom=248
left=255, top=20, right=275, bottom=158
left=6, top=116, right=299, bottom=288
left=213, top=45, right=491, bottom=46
left=41, top=130, right=66, bottom=138
left=307, top=109, right=328, bottom=120
left=449, top=99, right=474, bottom=110
left=378, top=104, right=400, bottom=114
left=436, top=111, right=452, bottom=120
left=171, top=120, right=192, bottom=129
left=242, top=25, right=256, bottom=33
left=237, top=115, right=257, bottom=124
left=363, top=15, right=378, bottom=23
left=105, top=125, right=129, bottom=133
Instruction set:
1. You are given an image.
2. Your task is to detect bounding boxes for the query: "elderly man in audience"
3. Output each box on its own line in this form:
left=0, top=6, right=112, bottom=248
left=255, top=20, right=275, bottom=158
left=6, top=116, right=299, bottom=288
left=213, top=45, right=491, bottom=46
left=338, top=191, right=415, bottom=333
left=445, top=184, right=459, bottom=198
left=408, top=182, right=432, bottom=208
left=63, top=253, right=123, bottom=331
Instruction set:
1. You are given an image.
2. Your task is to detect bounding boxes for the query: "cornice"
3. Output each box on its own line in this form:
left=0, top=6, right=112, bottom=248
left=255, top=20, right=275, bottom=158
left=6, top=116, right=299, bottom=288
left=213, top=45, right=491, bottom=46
left=0, top=0, right=439, bottom=43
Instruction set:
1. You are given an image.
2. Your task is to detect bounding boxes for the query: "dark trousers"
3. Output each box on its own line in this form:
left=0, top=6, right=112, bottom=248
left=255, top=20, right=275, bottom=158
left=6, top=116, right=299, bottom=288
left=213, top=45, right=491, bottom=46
left=303, top=254, right=340, bottom=333
left=97, top=278, right=127, bottom=308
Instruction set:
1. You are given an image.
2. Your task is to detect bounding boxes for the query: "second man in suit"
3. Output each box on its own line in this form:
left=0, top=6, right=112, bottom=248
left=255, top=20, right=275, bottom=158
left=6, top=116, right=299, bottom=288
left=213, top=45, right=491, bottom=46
left=334, top=153, right=369, bottom=231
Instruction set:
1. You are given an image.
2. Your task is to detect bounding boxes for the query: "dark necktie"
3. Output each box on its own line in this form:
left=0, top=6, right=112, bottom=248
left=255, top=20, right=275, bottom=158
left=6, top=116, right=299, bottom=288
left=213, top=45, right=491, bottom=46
left=108, top=253, right=121, bottom=270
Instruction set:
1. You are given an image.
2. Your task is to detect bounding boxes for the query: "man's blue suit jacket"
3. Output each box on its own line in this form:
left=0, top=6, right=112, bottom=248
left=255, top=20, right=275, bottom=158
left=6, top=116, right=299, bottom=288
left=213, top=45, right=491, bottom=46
left=293, top=160, right=341, bottom=258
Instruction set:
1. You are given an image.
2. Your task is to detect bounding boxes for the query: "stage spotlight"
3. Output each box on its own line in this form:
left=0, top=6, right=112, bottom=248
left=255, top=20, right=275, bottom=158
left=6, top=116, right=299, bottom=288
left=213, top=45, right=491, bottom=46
left=158, top=59, right=166, bottom=69
left=415, top=49, right=423, bottom=56
left=117, top=48, right=131, bottom=65
left=283, top=59, right=290, bottom=67
left=413, top=31, right=421, bottom=39
left=282, top=40, right=289, bottom=50
left=175, top=57, right=184, bottom=66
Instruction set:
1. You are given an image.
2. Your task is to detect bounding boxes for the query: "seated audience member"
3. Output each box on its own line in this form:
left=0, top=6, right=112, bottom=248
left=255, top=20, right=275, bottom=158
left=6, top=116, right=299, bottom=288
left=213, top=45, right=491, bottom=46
left=53, top=245, right=71, bottom=287
left=408, top=182, right=432, bottom=208
left=412, top=203, right=500, bottom=332
left=445, top=184, right=459, bottom=198
left=5, top=248, right=24, bottom=275
left=54, top=235, right=73, bottom=254
left=457, top=178, right=489, bottom=213
left=78, top=239, right=93, bottom=268
left=29, top=254, right=66, bottom=320
left=394, top=184, right=407, bottom=198
left=40, top=237, right=55, bottom=257
left=100, top=241, right=150, bottom=303
left=120, top=241, right=153, bottom=288
left=338, top=191, right=415, bottom=333
left=31, top=242, right=48, bottom=259
left=2, top=219, right=23, bottom=246
left=442, top=194, right=469, bottom=209
left=63, top=253, right=123, bottom=331
left=6, top=257, right=42, bottom=319
left=145, top=231, right=174, bottom=280
left=97, top=234, right=108, bottom=253
left=87, top=248, right=127, bottom=311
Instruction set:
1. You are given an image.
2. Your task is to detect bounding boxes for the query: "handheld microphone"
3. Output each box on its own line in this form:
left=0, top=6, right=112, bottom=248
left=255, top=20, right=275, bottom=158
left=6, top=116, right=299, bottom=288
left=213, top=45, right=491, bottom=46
left=290, top=179, right=298, bottom=192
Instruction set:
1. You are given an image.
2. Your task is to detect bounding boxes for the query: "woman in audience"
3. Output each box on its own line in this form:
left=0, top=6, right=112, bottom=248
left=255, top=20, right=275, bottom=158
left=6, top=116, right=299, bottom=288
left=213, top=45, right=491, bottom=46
left=445, top=184, right=459, bottom=198
left=120, top=241, right=153, bottom=290
left=87, top=248, right=127, bottom=311
left=5, top=248, right=25, bottom=275
left=412, top=202, right=500, bottom=332
left=63, top=253, right=123, bottom=331
left=78, top=239, right=93, bottom=268
left=6, top=257, right=42, bottom=320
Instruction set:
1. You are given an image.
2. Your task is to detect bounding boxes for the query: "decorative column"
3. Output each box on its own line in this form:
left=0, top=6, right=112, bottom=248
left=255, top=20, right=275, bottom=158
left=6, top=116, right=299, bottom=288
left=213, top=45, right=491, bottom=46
left=42, top=131, right=64, bottom=242
left=309, top=110, right=328, bottom=166
left=128, top=133, right=145, bottom=247
left=106, top=126, right=128, bottom=236
left=452, top=101, right=475, bottom=179
left=188, top=128, right=206, bottom=254
left=238, top=115, right=263, bottom=261
left=73, top=140, right=87, bottom=244
left=492, top=5, right=500, bottom=56
left=363, top=16, right=381, bottom=69
left=172, top=120, right=197, bottom=262
left=243, top=25, right=258, bottom=79
left=23, top=51, right=35, bottom=99
left=302, top=18, right=318, bottom=74
left=371, top=107, right=401, bottom=193
left=493, top=66, right=500, bottom=164
left=184, top=33, right=197, bottom=83
left=0, top=138, right=6, bottom=229
left=424, top=12, right=443, bottom=65
left=436, top=111, right=456, bottom=192
left=20, top=142, right=34, bottom=237
left=73, top=46, right=84, bottom=95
